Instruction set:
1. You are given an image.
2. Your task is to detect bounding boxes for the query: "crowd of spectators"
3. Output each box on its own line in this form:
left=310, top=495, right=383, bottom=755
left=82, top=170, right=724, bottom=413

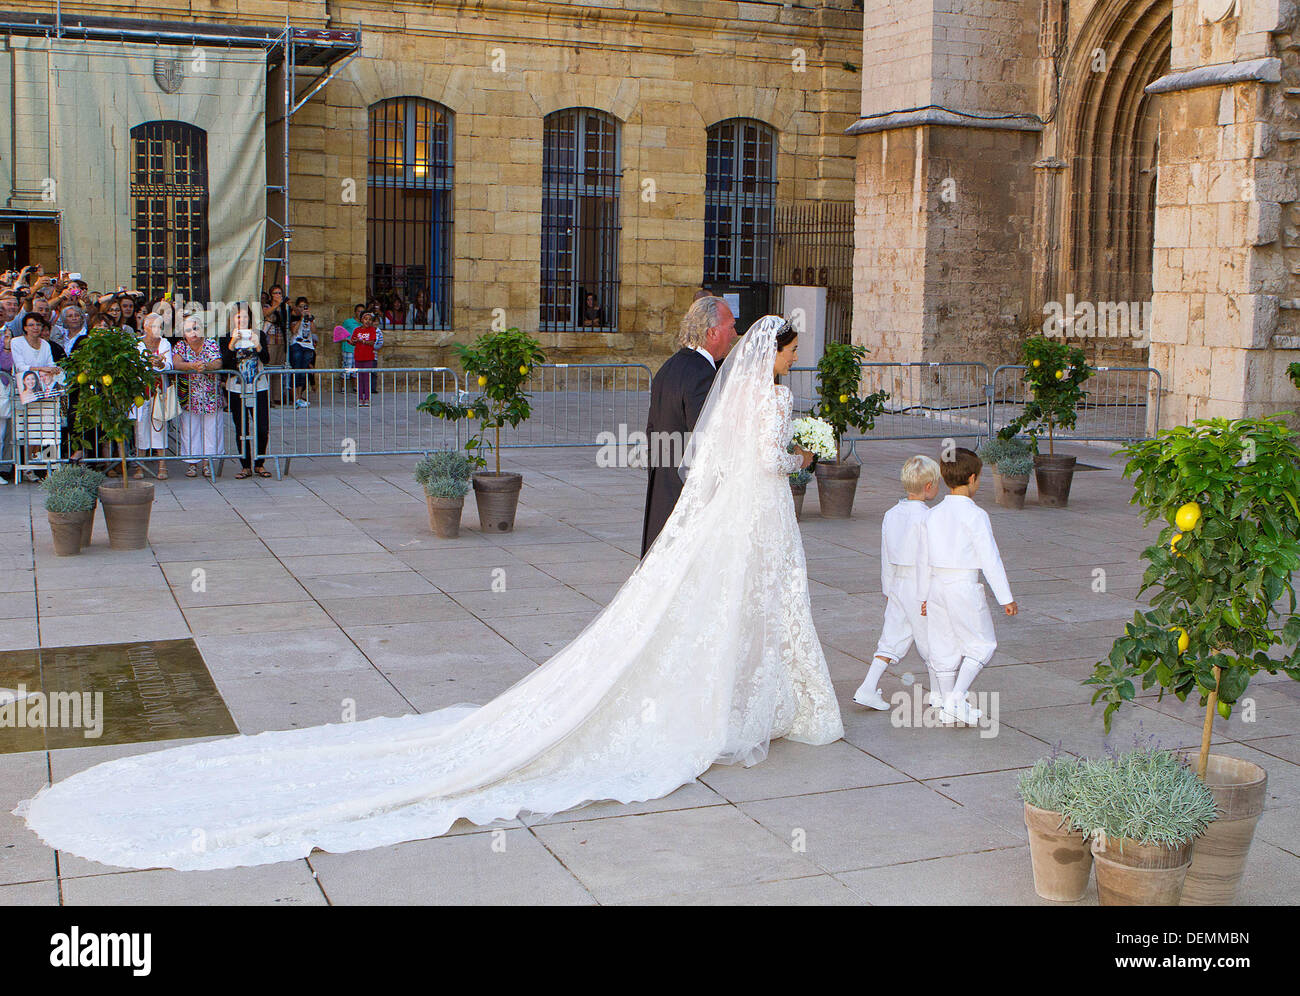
left=0, top=265, right=374, bottom=483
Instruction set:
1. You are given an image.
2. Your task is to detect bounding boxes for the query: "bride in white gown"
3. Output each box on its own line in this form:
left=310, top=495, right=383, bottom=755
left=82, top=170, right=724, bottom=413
left=17, top=315, right=844, bottom=870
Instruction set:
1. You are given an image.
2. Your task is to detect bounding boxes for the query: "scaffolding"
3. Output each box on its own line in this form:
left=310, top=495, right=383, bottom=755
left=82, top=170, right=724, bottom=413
left=0, top=10, right=361, bottom=296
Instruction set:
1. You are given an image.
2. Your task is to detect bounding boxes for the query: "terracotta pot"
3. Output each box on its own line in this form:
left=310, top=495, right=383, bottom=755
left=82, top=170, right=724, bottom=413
left=1023, top=803, right=1093, bottom=902
left=1034, top=453, right=1077, bottom=508
left=1180, top=754, right=1268, bottom=906
left=80, top=499, right=97, bottom=547
left=97, top=480, right=155, bottom=550
left=472, top=472, right=522, bottom=532
left=814, top=461, right=861, bottom=518
left=1091, top=835, right=1191, bottom=906
left=47, top=510, right=84, bottom=556
left=790, top=480, right=806, bottom=521
left=997, top=472, right=1030, bottom=510
left=426, top=493, right=466, bottom=539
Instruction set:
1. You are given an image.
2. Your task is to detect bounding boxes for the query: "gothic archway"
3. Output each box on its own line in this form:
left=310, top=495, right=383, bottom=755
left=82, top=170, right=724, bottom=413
left=1056, top=0, right=1172, bottom=339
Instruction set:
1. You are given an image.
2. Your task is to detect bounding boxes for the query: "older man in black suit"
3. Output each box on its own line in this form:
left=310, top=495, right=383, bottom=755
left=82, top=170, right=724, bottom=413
left=640, top=295, right=739, bottom=556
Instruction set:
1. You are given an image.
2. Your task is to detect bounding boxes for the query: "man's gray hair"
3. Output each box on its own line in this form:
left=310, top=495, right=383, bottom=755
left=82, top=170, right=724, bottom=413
left=678, top=295, right=726, bottom=349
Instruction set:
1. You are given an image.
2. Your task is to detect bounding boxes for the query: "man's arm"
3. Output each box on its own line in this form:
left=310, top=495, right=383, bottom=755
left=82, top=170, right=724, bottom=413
left=683, top=361, right=712, bottom=432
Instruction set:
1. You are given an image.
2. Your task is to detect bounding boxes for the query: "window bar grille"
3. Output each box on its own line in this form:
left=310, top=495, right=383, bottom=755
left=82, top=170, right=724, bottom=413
left=367, top=97, right=453, bottom=330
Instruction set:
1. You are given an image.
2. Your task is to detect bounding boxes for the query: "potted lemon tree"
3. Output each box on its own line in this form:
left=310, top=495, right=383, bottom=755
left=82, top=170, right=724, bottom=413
left=812, top=343, right=888, bottom=518
left=1086, top=415, right=1300, bottom=904
left=61, top=327, right=157, bottom=549
left=999, top=335, right=1094, bottom=507
left=418, top=327, right=545, bottom=532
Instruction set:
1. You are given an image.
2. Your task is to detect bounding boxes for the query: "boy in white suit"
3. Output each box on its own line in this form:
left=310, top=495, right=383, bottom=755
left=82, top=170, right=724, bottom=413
left=854, top=455, right=941, bottom=710
left=925, top=447, right=1018, bottom=725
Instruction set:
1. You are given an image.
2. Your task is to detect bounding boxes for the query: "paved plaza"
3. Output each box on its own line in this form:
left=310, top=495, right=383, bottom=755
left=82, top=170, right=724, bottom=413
left=1, top=438, right=1298, bottom=905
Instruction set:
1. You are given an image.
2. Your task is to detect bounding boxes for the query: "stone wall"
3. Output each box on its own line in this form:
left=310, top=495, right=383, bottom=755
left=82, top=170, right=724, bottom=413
left=295, top=0, right=863, bottom=370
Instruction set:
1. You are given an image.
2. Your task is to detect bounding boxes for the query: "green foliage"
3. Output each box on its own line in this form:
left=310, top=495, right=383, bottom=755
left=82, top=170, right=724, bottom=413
left=415, top=450, right=473, bottom=499
left=1085, top=416, right=1300, bottom=735
left=1288, top=362, right=1300, bottom=391
left=812, top=342, right=889, bottom=457
left=1060, top=749, right=1218, bottom=849
left=1017, top=754, right=1084, bottom=813
left=788, top=466, right=812, bottom=487
left=59, top=327, right=155, bottom=457
left=979, top=434, right=1033, bottom=476
left=42, top=474, right=96, bottom=514
left=64, top=464, right=107, bottom=493
left=998, top=452, right=1034, bottom=478
left=998, top=336, right=1094, bottom=455
left=418, top=328, right=545, bottom=474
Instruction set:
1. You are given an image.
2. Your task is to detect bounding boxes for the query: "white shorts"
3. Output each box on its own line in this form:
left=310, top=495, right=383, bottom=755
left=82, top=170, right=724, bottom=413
left=926, top=569, right=997, bottom=674
left=874, top=567, right=929, bottom=665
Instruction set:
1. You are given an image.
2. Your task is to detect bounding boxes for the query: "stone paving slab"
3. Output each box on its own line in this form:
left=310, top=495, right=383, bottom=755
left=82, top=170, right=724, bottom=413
left=1, top=439, right=1297, bottom=905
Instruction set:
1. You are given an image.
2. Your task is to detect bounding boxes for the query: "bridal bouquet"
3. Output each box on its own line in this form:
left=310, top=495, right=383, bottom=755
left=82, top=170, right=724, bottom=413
left=791, top=416, right=837, bottom=461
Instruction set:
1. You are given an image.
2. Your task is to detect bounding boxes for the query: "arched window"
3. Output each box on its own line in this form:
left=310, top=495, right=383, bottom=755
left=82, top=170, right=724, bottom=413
left=368, top=97, right=454, bottom=329
left=130, top=121, right=210, bottom=303
left=541, top=108, right=621, bottom=331
left=704, top=119, right=777, bottom=288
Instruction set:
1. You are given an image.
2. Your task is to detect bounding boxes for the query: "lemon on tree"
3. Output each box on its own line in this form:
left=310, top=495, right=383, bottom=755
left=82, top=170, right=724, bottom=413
left=76, top=372, right=88, bottom=385
left=101, top=374, right=113, bottom=386
left=1175, top=501, right=1202, bottom=532
left=477, top=375, right=487, bottom=387
left=1170, top=531, right=1184, bottom=556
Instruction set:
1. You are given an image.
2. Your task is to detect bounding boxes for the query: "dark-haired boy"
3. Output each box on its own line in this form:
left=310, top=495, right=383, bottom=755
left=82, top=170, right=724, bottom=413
left=924, top=447, right=1018, bottom=725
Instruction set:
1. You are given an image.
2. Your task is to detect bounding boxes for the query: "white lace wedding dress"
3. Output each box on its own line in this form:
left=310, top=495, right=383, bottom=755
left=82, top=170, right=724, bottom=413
left=17, top=316, right=843, bottom=870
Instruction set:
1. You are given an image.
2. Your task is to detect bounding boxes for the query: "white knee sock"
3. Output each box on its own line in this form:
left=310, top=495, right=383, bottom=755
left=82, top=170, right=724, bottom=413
left=950, top=656, right=984, bottom=703
left=936, top=669, right=957, bottom=699
left=864, top=655, right=892, bottom=693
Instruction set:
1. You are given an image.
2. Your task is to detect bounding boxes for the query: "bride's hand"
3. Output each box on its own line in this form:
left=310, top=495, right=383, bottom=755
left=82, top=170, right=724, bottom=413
left=794, top=445, right=813, bottom=469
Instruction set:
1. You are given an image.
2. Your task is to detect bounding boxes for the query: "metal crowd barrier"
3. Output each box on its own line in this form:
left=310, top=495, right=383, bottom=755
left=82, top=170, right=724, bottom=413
left=990, top=365, right=1161, bottom=444
left=255, top=366, right=461, bottom=478
left=495, top=363, right=652, bottom=449
left=0, top=359, right=1163, bottom=484
left=784, top=362, right=994, bottom=448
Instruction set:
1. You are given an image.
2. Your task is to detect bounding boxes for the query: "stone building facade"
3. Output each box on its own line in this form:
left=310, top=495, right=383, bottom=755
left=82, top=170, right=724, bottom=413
left=2, top=1, right=863, bottom=370
left=851, top=0, right=1300, bottom=427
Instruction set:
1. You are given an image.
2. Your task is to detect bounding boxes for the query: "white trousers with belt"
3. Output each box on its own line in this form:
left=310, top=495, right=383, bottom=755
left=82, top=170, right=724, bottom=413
left=925, top=567, right=997, bottom=675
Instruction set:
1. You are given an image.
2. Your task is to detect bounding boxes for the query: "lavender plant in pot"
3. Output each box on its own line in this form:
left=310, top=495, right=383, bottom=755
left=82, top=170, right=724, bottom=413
left=1061, top=747, right=1217, bottom=906
left=1017, top=751, right=1092, bottom=901
left=415, top=450, right=473, bottom=539
left=978, top=435, right=1034, bottom=510
left=42, top=470, right=96, bottom=556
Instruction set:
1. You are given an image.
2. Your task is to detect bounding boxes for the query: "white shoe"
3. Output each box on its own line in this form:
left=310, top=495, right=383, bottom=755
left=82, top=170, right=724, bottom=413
left=295, top=399, right=310, bottom=408
left=940, top=696, right=982, bottom=725
left=853, top=683, right=890, bottom=710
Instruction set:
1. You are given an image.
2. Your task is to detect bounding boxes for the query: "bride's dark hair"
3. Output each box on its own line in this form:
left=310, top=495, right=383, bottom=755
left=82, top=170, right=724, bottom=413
left=775, top=321, right=798, bottom=350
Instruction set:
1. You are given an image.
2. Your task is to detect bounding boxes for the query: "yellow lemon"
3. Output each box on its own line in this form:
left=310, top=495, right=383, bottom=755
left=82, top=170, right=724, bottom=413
left=838, top=393, right=848, bottom=403
left=519, top=365, right=528, bottom=376
left=1169, top=626, right=1190, bottom=654
left=133, top=395, right=145, bottom=407
left=1175, top=501, right=1202, bottom=532
left=1054, top=369, right=1065, bottom=380
left=477, top=375, right=487, bottom=387
left=1170, top=532, right=1184, bottom=556
left=101, top=374, right=113, bottom=386
left=1032, top=359, right=1041, bottom=368
left=76, top=372, right=88, bottom=385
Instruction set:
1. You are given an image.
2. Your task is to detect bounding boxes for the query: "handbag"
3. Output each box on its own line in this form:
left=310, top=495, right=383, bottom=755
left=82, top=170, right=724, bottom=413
left=151, top=375, right=180, bottom=428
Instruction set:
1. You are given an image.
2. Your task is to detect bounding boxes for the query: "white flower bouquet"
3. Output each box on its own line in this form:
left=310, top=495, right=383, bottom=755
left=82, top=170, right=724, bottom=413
left=791, top=416, right=837, bottom=462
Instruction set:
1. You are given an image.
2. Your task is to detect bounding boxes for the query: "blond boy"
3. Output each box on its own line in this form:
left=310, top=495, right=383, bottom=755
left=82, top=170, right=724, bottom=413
left=854, top=455, right=941, bottom=710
